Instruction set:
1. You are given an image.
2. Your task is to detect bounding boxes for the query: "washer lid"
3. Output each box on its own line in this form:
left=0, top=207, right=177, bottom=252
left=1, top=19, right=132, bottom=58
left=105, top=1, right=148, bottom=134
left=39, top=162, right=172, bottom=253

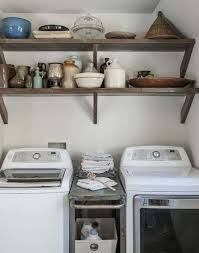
left=3, top=168, right=65, bottom=183
left=0, top=148, right=73, bottom=188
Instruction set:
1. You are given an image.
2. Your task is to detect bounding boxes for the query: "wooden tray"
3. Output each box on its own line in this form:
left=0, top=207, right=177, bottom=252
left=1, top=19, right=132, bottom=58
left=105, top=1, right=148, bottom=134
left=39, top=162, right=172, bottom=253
left=128, top=77, right=195, bottom=88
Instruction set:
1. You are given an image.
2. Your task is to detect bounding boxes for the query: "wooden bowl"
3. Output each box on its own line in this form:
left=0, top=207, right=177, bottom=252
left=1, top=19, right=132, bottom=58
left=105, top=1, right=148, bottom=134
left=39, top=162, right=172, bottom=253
left=128, top=77, right=195, bottom=88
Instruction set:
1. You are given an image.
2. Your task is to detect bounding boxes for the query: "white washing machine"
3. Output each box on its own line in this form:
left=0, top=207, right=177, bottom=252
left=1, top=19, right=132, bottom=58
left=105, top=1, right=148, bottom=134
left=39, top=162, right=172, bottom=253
left=0, top=148, right=73, bottom=253
left=120, top=146, right=199, bottom=253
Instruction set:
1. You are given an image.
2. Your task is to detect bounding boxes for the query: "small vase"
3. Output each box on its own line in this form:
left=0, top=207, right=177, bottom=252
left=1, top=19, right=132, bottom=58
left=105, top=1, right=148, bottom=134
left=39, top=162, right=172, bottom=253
left=62, top=60, right=80, bottom=88
left=38, top=63, right=48, bottom=88
left=25, top=74, right=33, bottom=88
left=10, top=65, right=30, bottom=88
left=33, top=67, right=43, bottom=88
left=48, top=63, right=63, bottom=88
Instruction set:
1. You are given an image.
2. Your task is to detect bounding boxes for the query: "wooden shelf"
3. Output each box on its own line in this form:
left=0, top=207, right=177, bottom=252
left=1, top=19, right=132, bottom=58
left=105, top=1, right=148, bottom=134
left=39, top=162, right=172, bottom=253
left=0, top=87, right=195, bottom=96
left=0, top=38, right=196, bottom=125
left=0, top=38, right=195, bottom=52
left=0, top=86, right=196, bottom=125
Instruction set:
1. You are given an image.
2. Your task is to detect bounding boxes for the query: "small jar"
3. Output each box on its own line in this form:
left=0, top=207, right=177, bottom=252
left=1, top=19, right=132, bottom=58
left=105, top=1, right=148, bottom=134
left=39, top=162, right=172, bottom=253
left=62, top=60, right=80, bottom=88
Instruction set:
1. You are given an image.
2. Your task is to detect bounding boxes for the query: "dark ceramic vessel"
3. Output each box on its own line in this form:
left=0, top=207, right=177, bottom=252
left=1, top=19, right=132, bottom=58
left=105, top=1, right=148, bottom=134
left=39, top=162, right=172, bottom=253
left=39, top=25, right=69, bottom=31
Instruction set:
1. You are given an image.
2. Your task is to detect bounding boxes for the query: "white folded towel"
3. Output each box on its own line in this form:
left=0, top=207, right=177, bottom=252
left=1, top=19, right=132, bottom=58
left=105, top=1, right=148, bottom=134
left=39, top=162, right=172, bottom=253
left=80, top=152, right=114, bottom=174
left=83, top=152, right=113, bottom=161
left=81, top=160, right=114, bottom=167
left=77, top=177, right=117, bottom=191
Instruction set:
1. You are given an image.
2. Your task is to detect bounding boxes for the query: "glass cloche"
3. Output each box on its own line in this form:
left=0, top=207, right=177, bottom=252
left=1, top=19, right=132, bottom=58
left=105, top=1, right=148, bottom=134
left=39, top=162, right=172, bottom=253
left=72, top=14, right=104, bottom=39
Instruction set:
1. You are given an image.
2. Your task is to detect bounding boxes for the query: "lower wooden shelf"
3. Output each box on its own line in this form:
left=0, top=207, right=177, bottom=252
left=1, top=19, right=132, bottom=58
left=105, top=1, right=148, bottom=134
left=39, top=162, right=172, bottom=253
left=0, top=86, right=197, bottom=124
left=0, top=87, right=194, bottom=96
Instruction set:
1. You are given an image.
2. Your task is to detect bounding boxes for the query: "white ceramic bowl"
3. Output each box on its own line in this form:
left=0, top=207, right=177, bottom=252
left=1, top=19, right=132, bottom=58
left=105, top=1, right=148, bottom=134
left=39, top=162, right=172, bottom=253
left=74, top=73, right=104, bottom=88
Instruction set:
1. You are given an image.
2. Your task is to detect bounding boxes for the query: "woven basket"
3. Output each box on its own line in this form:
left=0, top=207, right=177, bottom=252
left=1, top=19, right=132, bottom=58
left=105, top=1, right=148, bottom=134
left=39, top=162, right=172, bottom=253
left=145, top=11, right=180, bottom=39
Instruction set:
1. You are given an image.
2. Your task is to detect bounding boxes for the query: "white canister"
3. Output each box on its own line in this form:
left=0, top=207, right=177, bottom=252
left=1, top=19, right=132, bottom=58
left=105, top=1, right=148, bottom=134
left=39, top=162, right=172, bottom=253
left=104, top=59, right=126, bottom=88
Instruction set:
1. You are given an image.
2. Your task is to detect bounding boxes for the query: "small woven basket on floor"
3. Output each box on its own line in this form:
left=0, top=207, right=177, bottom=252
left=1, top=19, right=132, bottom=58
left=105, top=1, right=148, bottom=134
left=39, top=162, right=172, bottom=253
left=145, top=11, right=180, bottom=39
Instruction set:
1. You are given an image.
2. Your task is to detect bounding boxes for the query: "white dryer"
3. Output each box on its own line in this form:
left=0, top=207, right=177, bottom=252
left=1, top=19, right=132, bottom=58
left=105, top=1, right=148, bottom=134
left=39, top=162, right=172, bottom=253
left=120, top=146, right=199, bottom=253
left=0, top=148, right=73, bottom=253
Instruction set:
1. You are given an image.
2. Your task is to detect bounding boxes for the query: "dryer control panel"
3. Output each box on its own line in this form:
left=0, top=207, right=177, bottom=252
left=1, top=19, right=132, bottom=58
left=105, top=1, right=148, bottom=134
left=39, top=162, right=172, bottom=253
left=120, top=146, right=192, bottom=175
left=129, top=148, right=181, bottom=161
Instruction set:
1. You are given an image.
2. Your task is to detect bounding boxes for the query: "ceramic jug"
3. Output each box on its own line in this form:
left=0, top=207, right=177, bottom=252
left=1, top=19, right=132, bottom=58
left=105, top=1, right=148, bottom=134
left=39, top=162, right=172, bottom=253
left=62, top=60, right=80, bottom=88
left=10, top=65, right=30, bottom=88
left=0, top=64, right=15, bottom=88
left=68, top=56, right=82, bottom=71
left=104, top=59, right=126, bottom=88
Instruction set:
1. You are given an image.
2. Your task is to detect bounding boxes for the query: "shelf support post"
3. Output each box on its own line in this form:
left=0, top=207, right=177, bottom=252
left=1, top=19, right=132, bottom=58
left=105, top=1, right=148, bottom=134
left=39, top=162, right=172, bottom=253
left=0, top=96, right=8, bottom=124
left=0, top=46, right=6, bottom=64
left=181, top=91, right=195, bottom=124
left=93, top=92, right=98, bottom=124
left=93, top=44, right=98, bottom=69
left=180, top=43, right=194, bottom=78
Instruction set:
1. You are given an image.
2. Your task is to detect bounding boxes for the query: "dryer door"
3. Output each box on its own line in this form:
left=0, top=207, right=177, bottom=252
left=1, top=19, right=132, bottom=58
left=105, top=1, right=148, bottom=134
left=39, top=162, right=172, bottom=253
left=134, top=196, right=199, bottom=253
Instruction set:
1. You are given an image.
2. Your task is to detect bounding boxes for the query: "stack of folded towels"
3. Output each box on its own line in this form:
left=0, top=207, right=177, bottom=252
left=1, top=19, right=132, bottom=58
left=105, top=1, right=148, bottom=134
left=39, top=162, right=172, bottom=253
left=81, top=152, right=114, bottom=174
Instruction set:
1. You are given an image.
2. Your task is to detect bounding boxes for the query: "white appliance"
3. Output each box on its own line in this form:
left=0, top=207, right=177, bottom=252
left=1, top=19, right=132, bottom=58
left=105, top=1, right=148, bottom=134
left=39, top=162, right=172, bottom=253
left=120, top=146, right=199, bottom=253
left=0, top=148, right=73, bottom=253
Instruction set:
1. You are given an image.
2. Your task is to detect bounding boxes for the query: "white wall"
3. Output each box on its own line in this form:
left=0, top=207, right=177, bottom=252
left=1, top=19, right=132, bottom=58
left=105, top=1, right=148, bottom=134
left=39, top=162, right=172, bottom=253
left=156, top=0, right=199, bottom=167
left=0, top=124, right=3, bottom=159
left=0, top=12, right=187, bottom=162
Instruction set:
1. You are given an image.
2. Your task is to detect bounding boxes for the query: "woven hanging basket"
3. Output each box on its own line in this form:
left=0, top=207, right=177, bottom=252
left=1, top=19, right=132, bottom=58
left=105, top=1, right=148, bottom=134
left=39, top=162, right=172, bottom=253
left=145, top=11, right=180, bottom=39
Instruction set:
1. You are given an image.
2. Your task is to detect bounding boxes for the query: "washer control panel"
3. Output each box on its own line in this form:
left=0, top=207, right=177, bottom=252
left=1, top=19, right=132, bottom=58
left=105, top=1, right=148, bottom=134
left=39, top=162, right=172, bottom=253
left=128, top=149, right=182, bottom=161
left=12, top=151, right=61, bottom=163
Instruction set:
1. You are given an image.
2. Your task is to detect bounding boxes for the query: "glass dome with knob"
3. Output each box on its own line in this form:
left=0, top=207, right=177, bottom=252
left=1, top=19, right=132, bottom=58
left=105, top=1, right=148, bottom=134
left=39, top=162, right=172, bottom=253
left=72, top=14, right=104, bottom=39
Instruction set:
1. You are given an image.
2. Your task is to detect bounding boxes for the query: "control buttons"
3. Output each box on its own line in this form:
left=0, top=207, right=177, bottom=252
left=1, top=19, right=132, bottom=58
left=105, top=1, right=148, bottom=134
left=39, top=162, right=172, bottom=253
left=153, top=151, right=160, bottom=159
left=33, top=153, right=41, bottom=160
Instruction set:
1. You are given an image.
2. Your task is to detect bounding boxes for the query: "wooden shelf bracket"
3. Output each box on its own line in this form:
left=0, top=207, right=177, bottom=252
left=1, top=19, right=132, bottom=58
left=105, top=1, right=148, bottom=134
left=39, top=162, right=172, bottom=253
left=180, top=43, right=195, bottom=78
left=181, top=90, right=195, bottom=123
left=93, top=92, right=98, bottom=124
left=0, top=96, right=8, bottom=124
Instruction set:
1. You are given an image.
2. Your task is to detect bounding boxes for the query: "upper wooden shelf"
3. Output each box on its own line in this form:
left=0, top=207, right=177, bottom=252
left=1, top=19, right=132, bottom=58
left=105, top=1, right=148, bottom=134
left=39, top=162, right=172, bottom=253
left=0, top=38, right=195, bottom=52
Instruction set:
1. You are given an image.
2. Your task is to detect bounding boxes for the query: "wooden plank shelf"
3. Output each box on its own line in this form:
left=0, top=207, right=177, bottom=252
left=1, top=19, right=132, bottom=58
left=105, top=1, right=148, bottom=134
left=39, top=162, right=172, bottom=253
left=0, top=38, right=196, bottom=125
left=0, top=87, right=195, bottom=96
left=0, top=86, right=196, bottom=125
left=0, top=38, right=195, bottom=52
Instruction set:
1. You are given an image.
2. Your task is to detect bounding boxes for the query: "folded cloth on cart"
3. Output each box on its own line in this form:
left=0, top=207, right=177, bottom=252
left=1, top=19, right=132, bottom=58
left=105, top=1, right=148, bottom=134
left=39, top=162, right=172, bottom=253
left=81, top=167, right=111, bottom=174
left=81, top=152, right=114, bottom=174
left=77, top=177, right=117, bottom=191
left=78, top=169, right=116, bottom=178
left=81, top=160, right=114, bottom=168
left=82, top=152, right=113, bottom=161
